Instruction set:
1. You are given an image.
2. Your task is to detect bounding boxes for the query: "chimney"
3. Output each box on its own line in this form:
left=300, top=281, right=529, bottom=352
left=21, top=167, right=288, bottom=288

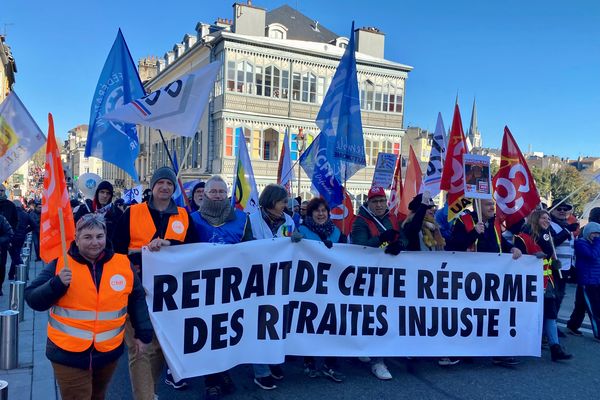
left=138, top=56, right=159, bottom=82
left=355, top=26, right=385, bottom=59
left=232, top=2, right=266, bottom=36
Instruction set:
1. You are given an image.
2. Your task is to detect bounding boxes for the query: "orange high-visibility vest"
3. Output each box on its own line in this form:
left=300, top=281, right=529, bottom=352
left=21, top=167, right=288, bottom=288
left=128, top=203, right=189, bottom=251
left=47, top=254, right=133, bottom=353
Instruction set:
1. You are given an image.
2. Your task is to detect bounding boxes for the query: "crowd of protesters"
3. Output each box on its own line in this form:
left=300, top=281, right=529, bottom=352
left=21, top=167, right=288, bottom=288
left=0, top=170, right=595, bottom=400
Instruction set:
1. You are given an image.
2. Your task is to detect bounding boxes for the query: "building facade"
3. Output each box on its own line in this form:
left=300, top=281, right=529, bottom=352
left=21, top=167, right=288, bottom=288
left=108, top=2, right=412, bottom=205
left=63, top=124, right=104, bottom=190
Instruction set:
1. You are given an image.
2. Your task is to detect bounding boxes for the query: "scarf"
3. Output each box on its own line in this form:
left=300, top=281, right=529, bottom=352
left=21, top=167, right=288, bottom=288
left=422, top=214, right=446, bottom=250
left=199, top=198, right=234, bottom=226
left=261, top=207, right=286, bottom=235
left=303, top=216, right=335, bottom=240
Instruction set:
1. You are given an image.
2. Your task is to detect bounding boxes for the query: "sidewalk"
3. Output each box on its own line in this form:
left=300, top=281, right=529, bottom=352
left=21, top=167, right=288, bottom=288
left=0, top=257, right=59, bottom=400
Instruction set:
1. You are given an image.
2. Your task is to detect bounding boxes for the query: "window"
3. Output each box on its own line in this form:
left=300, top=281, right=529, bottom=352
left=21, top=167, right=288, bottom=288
left=227, top=61, right=235, bottom=92
left=365, top=139, right=381, bottom=166
left=256, top=66, right=263, bottom=96
left=269, top=29, right=284, bottom=39
left=317, top=76, right=326, bottom=104
left=292, top=72, right=301, bottom=101
left=375, top=85, right=382, bottom=111
left=263, top=128, right=279, bottom=161
left=301, top=72, right=317, bottom=103
left=366, top=80, right=374, bottom=110
left=225, top=127, right=234, bottom=157
left=252, top=129, right=262, bottom=159
left=281, top=70, right=289, bottom=99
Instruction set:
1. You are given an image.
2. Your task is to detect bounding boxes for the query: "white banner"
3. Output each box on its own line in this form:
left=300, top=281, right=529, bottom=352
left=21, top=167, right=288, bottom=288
left=0, top=92, right=46, bottom=182
left=103, top=60, right=222, bottom=137
left=143, top=240, right=543, bottom=379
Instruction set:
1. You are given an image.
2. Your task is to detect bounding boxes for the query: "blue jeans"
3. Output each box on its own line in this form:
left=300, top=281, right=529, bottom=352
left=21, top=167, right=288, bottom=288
left=252, top=364, right=271, bottom=378
left=544, top=318, right=559, bottom=345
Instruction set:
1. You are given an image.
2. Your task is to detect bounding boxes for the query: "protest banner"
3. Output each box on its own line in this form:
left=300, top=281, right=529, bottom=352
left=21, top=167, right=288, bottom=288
left=371, top=152, right=398, bottom=190
left=463, top=154, right=492, bottom=200
left=143, top=239, right=543, bottom=379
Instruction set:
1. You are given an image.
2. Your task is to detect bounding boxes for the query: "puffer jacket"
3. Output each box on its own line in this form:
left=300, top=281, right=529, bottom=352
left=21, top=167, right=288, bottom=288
left=574, top=237, right=600, bottom=285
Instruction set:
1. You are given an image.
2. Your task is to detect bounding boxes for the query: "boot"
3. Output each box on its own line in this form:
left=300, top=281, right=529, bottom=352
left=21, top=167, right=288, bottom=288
left=550, top=344, right=573, bottom=361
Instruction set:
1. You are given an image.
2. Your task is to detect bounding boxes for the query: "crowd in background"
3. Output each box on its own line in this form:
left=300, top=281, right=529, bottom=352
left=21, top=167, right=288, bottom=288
left=0, top=170, right=598, bottom=400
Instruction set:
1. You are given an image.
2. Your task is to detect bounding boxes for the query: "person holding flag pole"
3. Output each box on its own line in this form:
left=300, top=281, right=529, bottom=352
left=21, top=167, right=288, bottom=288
left=25, top=114, right=153, bottom=399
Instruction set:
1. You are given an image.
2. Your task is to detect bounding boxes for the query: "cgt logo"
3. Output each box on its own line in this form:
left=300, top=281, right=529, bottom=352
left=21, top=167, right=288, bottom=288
left=494, top=163, right=530, bottom=215
left=110, top=274, right=126, bottom=292
left=171, top=220, right=185, bottom=235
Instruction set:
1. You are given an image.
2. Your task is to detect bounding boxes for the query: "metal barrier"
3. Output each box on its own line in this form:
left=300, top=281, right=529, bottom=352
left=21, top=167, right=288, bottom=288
left=15, top=265, right=27, bottom=283
left=9, top=282, right=25, bottom=323
left=0, top=310, right=19, bottom=369
left=0, top=380, right=7, bottom=399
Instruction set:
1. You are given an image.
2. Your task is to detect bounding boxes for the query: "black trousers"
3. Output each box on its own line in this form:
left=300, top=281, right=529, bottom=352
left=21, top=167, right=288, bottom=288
left=567, top=284, right=587, bottom=330
left=0, top=245, right=8, bottom=291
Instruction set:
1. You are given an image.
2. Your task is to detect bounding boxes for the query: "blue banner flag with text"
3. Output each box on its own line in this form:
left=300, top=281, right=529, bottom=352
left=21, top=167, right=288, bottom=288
left=86, top=29, right=145, bottom=182
left=315, top=22, right=366, bottom=182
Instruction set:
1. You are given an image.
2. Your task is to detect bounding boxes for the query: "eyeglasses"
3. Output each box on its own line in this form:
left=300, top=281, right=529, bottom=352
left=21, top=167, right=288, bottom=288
left=207, top=190, right=227, bottom=195
left=556, top=207, right=570, bottom=212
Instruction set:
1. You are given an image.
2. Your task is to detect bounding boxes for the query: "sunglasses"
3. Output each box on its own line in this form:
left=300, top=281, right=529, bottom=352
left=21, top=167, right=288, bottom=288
left=556, top=207, right=570, bottom=212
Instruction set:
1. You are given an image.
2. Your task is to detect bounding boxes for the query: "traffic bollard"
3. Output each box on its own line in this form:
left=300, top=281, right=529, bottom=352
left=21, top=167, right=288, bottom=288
left=0, top=380, right=8, bottom=399
left=9, top=282, right=25, bottom=323
left=15, top=265, right=27, bottom=283
left=0, top=310, right=19, bottom=369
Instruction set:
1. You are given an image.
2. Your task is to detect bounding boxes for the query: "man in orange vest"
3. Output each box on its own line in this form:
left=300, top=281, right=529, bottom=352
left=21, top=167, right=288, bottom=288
left=25, top=213, right=152, bottom=400
left=113, top=166, right=197, bottom=400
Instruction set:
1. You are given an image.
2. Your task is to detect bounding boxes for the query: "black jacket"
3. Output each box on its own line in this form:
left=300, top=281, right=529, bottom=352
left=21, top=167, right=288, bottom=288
left=447, top=212, right=513, bottom=253
left=74, top=200, right=123, bottom=241
left=0, top=215, right=13, bottom=247
left=12, top=207, right=34, bottom=241
left=0, top=199, right=17, bottom=229
left=403, top=204, right=430, bottom=251
left=25, top=241, right=153, bottom=370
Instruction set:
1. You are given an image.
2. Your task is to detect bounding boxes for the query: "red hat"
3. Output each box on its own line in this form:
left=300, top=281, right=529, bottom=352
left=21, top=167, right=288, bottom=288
left=367, top=186, right=386, bottom=200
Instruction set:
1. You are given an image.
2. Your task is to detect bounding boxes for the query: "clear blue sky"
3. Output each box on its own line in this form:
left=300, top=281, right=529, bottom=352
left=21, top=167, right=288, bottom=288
left=3, top=0, right=599, bottom=159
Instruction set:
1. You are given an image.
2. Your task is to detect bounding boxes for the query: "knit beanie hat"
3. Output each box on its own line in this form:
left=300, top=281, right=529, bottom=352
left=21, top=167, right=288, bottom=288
left=95, top=181, right=114, bottom=196
left=589, top=207, right=600, bottom=223
left=150, top=167, right=177, bottom=189
left=583, top=222, right=600, bottom=241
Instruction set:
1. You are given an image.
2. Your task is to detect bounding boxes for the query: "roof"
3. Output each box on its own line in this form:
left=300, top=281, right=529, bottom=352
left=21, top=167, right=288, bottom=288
left=219, top=31, right=413, bottom=72
left=266, top=4, right=339, bottom=43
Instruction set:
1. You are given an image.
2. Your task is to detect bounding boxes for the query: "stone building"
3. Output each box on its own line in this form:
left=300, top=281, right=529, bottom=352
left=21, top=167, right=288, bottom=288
left=108, top=2, right=412, bottom=204
left=63, top=124, right=104, bottom=190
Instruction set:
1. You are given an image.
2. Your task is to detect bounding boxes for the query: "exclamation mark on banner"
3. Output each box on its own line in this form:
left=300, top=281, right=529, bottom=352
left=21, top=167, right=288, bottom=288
left=509, top=308, right=516, bottom=337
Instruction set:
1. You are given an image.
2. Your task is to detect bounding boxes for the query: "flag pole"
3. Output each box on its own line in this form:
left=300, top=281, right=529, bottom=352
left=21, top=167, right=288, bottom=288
left=58, top=208, right=70, bottom=270
left=176, top=131, right=199, bottom=180
left=549, top=173, right=599, bottom=212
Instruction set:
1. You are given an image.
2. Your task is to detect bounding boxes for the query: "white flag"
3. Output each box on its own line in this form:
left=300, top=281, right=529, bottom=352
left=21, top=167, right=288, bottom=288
left=103, top=60, right=222, bottom=137
left=421, top=112, right=446, bottom=197
left=124, top=184, right=143, bottom=204
left=0, top=92, right=46, bottom=182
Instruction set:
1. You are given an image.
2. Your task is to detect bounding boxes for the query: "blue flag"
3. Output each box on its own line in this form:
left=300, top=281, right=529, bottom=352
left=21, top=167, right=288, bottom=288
left=316, top=22, right=366, bottom=182
left=86, top=29, right=145, bottom=182
left=299, top=132, right=344, bottom=208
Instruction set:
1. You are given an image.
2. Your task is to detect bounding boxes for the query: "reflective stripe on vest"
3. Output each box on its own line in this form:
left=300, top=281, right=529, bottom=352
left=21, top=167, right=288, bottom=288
left=47, top=254, right=133, bottom=353
left=51, top=305, right=127, bottom=321
left=48, top=317, right=125, bottom=343
left=128, top=203, right=189, bottom=251
left=515, top=233, right=554, bottom=289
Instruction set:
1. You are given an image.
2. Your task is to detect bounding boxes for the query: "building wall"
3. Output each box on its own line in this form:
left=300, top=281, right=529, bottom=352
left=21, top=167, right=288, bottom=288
left=136, top=5, right=411, bottom=201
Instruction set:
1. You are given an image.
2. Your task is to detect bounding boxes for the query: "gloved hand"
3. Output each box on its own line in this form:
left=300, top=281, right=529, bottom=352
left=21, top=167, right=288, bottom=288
left=566, top=223, right=579, bottom=232
left=534, top=251, right=546, bottom=259
left=322, top=239, right=333, bottom=249
left=291, top=230, right=303, bottom=243
left=379, top=229, right=398, bottom=243
left=385, top=240, right=403, bottom=255
left=550, top=258, right=562, bottom=271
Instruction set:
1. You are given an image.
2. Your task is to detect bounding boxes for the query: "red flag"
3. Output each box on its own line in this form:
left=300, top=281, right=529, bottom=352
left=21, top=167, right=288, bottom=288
left=40, top=114, right=75, bottom=263
left=493, top=126, right=540, bottom=227
left=440, top=103, right=471, bottom=220
left=398, top=146, right=423, bottom=219
left=331, top=188, right=355, bottom=235
left=388, top=155, right=404, bottom=217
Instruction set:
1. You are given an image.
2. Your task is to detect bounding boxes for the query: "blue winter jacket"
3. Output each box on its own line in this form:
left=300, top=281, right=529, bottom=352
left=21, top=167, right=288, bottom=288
left=574, top=237, right=600, bottom=285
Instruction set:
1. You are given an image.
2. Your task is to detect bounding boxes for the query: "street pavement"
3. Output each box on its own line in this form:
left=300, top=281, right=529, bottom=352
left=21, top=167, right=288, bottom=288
left=1, top=252, right=599, bottom=400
